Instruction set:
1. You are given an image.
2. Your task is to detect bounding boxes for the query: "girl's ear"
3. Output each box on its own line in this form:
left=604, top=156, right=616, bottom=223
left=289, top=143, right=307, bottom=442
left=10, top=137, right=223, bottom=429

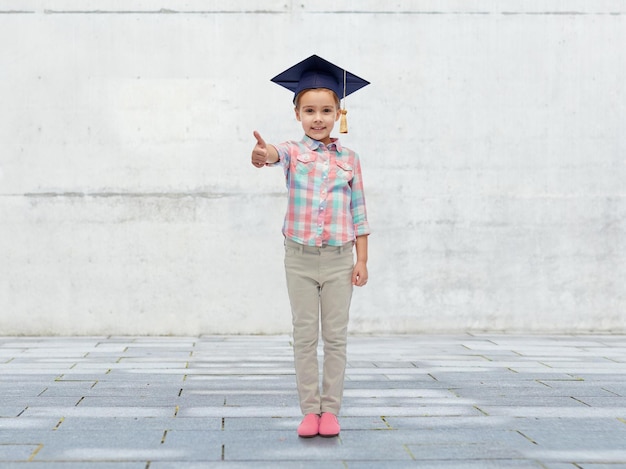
left=295, top=107, right=301, bottom=122
left=335, top=109, right=341, bottom=122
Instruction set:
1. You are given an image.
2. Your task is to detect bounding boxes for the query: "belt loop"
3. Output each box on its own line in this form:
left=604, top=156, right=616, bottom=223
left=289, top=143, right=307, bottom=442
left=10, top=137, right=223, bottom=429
left=299, top=243, right=304, bottom=254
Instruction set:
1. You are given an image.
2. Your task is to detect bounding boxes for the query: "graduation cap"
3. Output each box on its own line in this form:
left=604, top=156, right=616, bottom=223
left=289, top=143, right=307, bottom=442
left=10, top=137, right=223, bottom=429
left=270, top=54, right=370, bottom=133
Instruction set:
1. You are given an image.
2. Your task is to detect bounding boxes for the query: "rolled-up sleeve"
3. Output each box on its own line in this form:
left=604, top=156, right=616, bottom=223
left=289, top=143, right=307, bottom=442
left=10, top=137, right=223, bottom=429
left=350, top=154, right=371, bottom=237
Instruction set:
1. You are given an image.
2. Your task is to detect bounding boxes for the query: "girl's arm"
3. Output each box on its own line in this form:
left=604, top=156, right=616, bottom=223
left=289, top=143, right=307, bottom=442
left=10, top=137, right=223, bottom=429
left=352, top=235, right=369, bottom=287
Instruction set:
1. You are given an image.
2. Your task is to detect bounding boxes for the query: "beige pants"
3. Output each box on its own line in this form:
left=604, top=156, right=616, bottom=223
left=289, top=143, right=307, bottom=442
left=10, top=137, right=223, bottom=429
left=284, top=238, right=354, bottom=415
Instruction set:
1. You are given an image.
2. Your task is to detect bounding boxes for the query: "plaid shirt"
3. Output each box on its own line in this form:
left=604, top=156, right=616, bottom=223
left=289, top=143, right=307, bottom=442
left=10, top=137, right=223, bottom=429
left=271, top=135, right=370, bottom=247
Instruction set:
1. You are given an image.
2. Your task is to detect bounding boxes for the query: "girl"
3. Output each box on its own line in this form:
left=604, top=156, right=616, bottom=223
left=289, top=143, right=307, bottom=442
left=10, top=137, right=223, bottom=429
left=251, top=55, right=370, bottom=438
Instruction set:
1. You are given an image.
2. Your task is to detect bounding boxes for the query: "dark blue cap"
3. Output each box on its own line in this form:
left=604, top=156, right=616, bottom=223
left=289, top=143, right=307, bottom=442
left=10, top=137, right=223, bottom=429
left=271, top=54, right=370, bottom=103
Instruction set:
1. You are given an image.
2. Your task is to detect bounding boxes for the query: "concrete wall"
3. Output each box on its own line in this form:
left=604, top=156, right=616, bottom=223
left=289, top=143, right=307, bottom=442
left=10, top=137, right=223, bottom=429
left=1, top=0, right=625, bottom=335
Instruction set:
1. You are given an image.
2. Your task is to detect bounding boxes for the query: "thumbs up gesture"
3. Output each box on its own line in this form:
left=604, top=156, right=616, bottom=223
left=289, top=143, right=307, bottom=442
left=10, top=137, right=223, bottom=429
left=251, top=131, right=268, bottom=168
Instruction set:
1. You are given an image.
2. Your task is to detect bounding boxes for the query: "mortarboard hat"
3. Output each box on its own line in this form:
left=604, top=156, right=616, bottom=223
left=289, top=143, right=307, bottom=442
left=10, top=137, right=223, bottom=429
left=270, top=54, right=370, bottom=133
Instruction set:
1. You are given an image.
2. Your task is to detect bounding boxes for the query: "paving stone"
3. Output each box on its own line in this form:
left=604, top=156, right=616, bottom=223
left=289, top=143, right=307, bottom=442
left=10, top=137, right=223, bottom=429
left=522, top=449, right=626, bottom=464
left=0, top=463, right=144, bottom=469
left=0, top=429, right=56, bottom=445
left=404, top=442, right=526, bottom=461
left=534, top=383, right=623, bottom=397
left=218, top=417, right=298, bottom=431
left=88, top=382, right=184, bottom=395
left=74, top=396, right=194, bottom=407
left=452, top=383, right=616, bottom=399
left=22, top=406, right=176, bottom=418
left=37, top=381, right=100, bottom=396
left=37, top=446, right=190, bottom=462
left=0, top=407, right=28, bottom=418
left=476, top=406, right=626, bottom=418
left=0, top=384, right=49, bottom=398
left=33, top=429, right=173, bottom=461
left=218, top=430, right=408, bottom=462
left=177, top=406, right=300, bottom=418
left=541, top=464, right=583, bottom=469
left=54, top=416, right=221, bottom=431
left=513, top=419, right=626, bottom=449
left=569, top=396, right=626, bottom=407
left=205, top=394, right=298, bottom=407
left=0, top=443, right=42, bottom=461
left=0, top=374, right=63, bottom=382
left=464, top=396, right=594, bottom=407
left=344, top=379, right=448, bottom=389
left=0, top=417, right=60, bottom=430
left=383, top=415, right=513, bottom=430
left=55, top=372, right=186, bottom=383
left=2, top=396, right=87, bottom=409
left=150, top=462, right=347, bottom=469
left=1, top=335, right=625, bottom=466
left=342, top=405, right=482, bottom=417
left=348, top=462, right=546, bottom=469
left=576, top=465, right=626, bottom=469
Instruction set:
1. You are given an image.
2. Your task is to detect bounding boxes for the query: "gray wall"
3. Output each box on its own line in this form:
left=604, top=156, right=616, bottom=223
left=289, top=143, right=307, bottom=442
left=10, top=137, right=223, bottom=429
left=1, top=1, right=625, bottom=334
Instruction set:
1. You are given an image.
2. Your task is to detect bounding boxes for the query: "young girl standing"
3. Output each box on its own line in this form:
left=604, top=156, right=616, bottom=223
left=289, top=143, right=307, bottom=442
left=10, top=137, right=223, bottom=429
left=251, top=55, right=370, bottom=438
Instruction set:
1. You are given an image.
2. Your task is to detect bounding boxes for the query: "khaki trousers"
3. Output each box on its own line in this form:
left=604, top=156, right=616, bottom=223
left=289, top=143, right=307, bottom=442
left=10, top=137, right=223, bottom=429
left=284, top=238, right=354, bottom=416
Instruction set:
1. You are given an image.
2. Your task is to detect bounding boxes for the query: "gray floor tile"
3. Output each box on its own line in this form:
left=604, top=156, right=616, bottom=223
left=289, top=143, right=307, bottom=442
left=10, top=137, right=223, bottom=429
left=1, top=334, right=625, bottom=466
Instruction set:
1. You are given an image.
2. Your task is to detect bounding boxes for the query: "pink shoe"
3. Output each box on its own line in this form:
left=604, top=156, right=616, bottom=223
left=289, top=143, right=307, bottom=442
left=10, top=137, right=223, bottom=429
left=319, top=412, right=340, bottom=437
left=297, top=413, right=320, bottom=438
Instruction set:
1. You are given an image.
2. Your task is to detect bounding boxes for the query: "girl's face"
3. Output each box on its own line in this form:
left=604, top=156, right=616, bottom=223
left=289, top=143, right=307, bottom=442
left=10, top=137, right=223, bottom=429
left=295, top=89, right=341, bottom=145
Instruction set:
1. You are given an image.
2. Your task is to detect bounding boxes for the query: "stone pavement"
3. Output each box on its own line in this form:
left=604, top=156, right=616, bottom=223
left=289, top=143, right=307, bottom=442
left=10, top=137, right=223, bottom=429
left=1, top=335, right=625, bottom=468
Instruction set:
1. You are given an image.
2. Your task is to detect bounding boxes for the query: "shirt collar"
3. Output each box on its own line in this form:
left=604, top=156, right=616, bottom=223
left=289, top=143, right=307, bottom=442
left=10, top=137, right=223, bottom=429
left=302, top=135, right=342, bottom=152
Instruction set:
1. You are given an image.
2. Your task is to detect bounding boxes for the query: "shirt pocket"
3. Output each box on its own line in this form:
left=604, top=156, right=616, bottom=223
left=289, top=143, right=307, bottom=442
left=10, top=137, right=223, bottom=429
left=335, top=159, right=353, bottom=182
left=295, top=153, right=317, bottom=175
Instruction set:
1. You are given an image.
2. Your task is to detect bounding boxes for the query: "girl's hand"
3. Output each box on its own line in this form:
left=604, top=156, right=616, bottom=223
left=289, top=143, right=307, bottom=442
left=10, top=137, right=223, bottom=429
left=352, top=261, right=368, bottom=287
left=251, top=131, right=268, bottom=168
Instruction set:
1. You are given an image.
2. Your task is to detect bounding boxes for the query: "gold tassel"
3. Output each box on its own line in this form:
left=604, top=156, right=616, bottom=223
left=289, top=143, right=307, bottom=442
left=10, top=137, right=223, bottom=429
left=339, top=109, right=348, bottom=134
